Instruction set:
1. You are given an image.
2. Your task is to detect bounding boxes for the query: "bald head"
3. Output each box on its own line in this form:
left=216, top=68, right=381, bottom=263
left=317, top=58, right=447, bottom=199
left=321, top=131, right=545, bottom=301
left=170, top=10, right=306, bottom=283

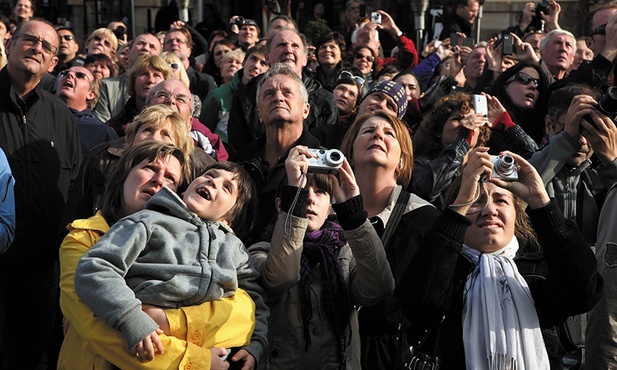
left=146, top=79, right=194, bottom=127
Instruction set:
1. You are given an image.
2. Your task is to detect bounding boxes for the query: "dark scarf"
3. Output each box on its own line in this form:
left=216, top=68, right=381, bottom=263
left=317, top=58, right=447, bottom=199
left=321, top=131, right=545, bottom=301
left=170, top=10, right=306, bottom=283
left=262, top=220, right=352, bottom=352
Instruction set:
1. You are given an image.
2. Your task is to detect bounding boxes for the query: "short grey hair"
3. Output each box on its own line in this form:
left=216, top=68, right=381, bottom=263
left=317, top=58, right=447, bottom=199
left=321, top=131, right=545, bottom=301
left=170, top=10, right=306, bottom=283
left=539, top=29, right=577, bottom=52
left=265, top=27, right=309, bottom=56
left=256, top=63, right=309, bottom=105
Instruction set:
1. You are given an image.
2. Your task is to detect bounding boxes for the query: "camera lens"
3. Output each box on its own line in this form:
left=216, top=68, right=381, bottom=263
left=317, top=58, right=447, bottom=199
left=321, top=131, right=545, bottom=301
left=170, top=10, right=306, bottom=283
left=598, top=86, right=617, bottom=119
left=330, top=152, right=341, bottom=161
left=326, top=149, right=344, bottom=167
left=496, top=155, right=515, bottom=176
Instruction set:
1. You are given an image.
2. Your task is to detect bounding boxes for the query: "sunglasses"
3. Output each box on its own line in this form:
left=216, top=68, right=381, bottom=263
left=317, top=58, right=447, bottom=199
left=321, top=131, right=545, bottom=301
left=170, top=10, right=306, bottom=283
left=59, top=69, right=92, bottom=84
left=169, top=62, right=181, bottom=70
left=16, top=33, right=58, bottom=55
left=59, top=34, right=74, bottom=42
left=337, top=70, right=365, bottom=87
left=354, top=53, right=375, bottom=62
left=505, top=72, right=539, bottom=88
left=589, top=23, right=607, bottom=37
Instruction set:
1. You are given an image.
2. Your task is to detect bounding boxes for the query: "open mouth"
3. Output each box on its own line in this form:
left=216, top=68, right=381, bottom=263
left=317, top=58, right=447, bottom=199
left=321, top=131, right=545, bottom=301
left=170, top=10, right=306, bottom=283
left=368, top=144, right=385, bottom=152
left=196, top=187, right=211, bottom=200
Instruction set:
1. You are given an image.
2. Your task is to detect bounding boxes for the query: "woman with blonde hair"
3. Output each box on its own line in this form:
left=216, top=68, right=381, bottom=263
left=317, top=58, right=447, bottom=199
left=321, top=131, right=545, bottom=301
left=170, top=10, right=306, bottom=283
left=85, top=28, right=118, bottom=59
left=107, top=54, right=172, bottom=136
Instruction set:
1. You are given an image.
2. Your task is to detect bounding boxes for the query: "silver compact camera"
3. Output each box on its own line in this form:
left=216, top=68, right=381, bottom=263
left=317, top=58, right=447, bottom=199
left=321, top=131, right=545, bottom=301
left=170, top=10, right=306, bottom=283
left=306, top=148, right=344, bottom=174
left=370, top=12, right=382, bottom=24
left=491, top=155, right=518, bottom=180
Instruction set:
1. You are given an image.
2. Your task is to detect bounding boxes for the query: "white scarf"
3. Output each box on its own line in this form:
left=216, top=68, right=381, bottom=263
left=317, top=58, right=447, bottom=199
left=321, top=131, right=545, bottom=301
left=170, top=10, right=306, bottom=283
left=461, top=237, right=549, bottom=370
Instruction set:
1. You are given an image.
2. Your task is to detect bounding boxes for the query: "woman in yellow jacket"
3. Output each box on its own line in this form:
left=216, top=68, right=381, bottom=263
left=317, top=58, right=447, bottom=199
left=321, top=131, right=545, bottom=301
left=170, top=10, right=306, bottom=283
left=58, top=141, right=261, bottom=370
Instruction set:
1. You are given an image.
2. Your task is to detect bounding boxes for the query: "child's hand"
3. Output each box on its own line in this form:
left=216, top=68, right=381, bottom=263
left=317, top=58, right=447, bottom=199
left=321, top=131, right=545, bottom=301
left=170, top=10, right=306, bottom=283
left=210, top=347, right=231, bottom=370
left=130, top=329, right=164, bottom=362
left=229, top=348, right=256, bottom=370
left=142, top=304, right=170, bottom=335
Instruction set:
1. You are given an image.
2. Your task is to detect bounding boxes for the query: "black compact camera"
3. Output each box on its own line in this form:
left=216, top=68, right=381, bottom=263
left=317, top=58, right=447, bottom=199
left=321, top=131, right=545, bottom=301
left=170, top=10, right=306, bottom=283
left=233, top=16, right=245, bottom=27
left=530, top=0, right=549, bottom=31
left=113, top=25, right=126, bottom=40
left=583, top=86, right=617, bottom=128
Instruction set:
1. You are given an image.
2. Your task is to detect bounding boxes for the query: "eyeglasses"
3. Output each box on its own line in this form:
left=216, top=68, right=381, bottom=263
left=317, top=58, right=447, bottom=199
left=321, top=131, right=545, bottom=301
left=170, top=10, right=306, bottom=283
left=505, top=72, right=539, bottom=88
left=16, top=33, right=58, bottom=55
left=59, top=34, right=74, bottom=42
left=337, top=70, right=365, bottom=87
left=165, top=38, right=188, bottom=46
left=589, top=23, right=607, bottom=37
left=153, top=90, right=192, bottom=104
left=169, top=62, right=181, bottom=70
left=354, top=53, right=375, bottom=62
left=59, top=69, right=92, bottom=84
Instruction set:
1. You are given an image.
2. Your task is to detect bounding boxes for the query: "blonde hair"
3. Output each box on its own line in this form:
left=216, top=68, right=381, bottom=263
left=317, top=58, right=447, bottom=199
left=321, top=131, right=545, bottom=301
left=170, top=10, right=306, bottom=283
left=125, top=105, right=194, bottom=158
left=160, top=51, right=190, bottom=88
left=126, top=54, right=173, bottom=98
left=86, top=28, right=119, bottom=55
left=221, top=48, right=246, bottom=66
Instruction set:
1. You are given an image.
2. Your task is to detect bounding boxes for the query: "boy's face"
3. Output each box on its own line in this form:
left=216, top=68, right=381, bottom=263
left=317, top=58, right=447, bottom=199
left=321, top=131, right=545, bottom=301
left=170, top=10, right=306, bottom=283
left=183, top=168, right=239, bottom=225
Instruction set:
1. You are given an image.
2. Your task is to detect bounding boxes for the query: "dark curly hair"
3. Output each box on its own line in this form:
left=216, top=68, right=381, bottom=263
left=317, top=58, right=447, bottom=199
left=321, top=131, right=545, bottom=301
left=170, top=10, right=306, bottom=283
left=413, top=92, right=491, bottom=158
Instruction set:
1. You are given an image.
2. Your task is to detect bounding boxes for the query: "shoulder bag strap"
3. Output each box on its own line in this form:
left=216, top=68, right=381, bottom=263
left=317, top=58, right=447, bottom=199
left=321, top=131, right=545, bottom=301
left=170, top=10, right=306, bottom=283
left=381, top=190, right=410, bottom=248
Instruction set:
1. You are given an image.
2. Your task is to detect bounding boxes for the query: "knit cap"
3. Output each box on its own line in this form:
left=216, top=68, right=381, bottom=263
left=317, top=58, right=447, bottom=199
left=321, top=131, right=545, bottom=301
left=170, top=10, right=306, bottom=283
left=362, top=80, right=408, bottom=118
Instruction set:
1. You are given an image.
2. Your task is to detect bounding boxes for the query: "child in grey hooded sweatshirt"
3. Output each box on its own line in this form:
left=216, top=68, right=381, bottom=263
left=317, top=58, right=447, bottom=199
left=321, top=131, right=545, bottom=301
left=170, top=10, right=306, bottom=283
left=74, top=161, right=268, bottom=365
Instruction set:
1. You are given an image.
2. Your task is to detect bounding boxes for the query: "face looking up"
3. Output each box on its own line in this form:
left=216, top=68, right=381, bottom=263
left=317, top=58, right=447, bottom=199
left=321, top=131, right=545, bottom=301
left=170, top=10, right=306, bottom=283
left=122, top=155, right=182, bottom=217
left=266, top=30, right=307, bottom=76
left=8, top=20, right=59, bottom=80
left=257, top=73, right=310, bottom=127
left=183, top=168, right=239, bottom=225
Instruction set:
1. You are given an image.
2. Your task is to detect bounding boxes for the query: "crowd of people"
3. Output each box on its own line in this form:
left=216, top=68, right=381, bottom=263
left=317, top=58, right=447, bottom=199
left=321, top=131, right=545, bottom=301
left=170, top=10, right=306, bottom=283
left=1, top=0, right=617, bottom=368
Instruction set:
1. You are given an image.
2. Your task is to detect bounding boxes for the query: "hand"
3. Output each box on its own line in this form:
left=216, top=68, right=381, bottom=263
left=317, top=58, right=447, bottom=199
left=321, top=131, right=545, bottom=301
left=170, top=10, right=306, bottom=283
left=229, top=348, right=256, bottom=370
left=330, top=159, right=360, bottom=203
left=460, top=112, right=491, bottom=132
left=580, top=111, right=617, bottom=165
left=563, top=95, right=597, bottom=139
left=489, top=151, right=550, bottom=209
left=376, top=10, right=400, bottom=37
left=512, top=33, right=540, bottom=64
left=459, top=45, right=472, bottom=63
left=422, top=40, right=439, bottom=58
left=142, top=304, right=170, bottom=335
left=542, top=1, right=561, bottom=32
left=519, top=2, right=535, bottom=31
left=450, top=147, right=493, bottom=215
left=485, top=37, right=503, bottom=72
left=485, top=94, right=506, bottom=124
left=130, top=329, right=164, bottom=362
left=170, top=20, right=186, bottom=29
left=435, top=41, right=452, bottom=60
left=210, top=347, right=231, bottom=370
left=285, top=146, right=311, bottom=188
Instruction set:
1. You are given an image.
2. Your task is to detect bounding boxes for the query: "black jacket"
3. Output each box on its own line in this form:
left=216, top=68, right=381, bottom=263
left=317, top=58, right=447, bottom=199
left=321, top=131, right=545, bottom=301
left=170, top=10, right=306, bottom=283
left=0, top=66, right=81, bottom=268
left=187, top=66, right=218, bottom=102
left=231, top=129, right=321, bottom=246
left=227, top=72, right=338, bottom=156
left=398, top=201, right=603, bottom=369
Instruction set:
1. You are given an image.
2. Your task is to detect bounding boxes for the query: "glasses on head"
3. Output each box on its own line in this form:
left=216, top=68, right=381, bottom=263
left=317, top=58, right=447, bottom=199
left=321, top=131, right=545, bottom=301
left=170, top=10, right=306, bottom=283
left=93, top=35, right=111, bottom=47
left=505, top=72, right=539, bottom=88
left=589, top=24, right=607, bottom=37
left=153, top=90, right=192, bottom=104
left=169, top=62, right=181, bottom=70
left=16, top=33, right=58, bottom=55
left=337, top=70, right=365, bottom=87
left=59, top=69, right=92, bottom=84
left=354, top=53, right=375, bottom=62
left=165, top=38, right=188, bottom=46
left=59, top=34, right=74, bottom=42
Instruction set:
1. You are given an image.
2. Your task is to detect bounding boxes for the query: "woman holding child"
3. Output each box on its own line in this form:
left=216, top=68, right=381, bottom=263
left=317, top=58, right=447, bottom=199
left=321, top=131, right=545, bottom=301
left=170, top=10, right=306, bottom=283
left=338, top=110, right=440, bottom=369
left=59, top=141, right=264, bottom=369
left=248, top=145, right=395, bottom=369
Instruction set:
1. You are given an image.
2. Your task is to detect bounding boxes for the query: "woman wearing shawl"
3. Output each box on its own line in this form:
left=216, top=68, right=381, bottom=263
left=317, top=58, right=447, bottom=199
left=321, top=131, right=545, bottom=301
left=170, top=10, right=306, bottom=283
left=398, top=147, right=602, bottom=369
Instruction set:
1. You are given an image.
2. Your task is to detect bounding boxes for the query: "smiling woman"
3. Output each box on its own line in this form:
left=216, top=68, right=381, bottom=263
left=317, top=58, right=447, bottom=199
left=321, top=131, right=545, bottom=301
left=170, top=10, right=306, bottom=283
left=398, top=148, right=603, bottom=369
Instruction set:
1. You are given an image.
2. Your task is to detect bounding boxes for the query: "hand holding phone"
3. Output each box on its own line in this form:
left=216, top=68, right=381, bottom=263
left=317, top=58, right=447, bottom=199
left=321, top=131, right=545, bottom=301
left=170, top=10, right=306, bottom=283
left=473, top=94, right=488, bottom=116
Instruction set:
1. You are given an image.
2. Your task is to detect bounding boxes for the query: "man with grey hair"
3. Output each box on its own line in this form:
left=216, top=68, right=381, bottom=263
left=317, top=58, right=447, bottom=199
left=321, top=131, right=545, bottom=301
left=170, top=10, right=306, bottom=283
left=540, top=29, right=576, bottom=81
left=232, top=63, right=321, bottom=246
left=227, top=27, right=337, bottom=156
